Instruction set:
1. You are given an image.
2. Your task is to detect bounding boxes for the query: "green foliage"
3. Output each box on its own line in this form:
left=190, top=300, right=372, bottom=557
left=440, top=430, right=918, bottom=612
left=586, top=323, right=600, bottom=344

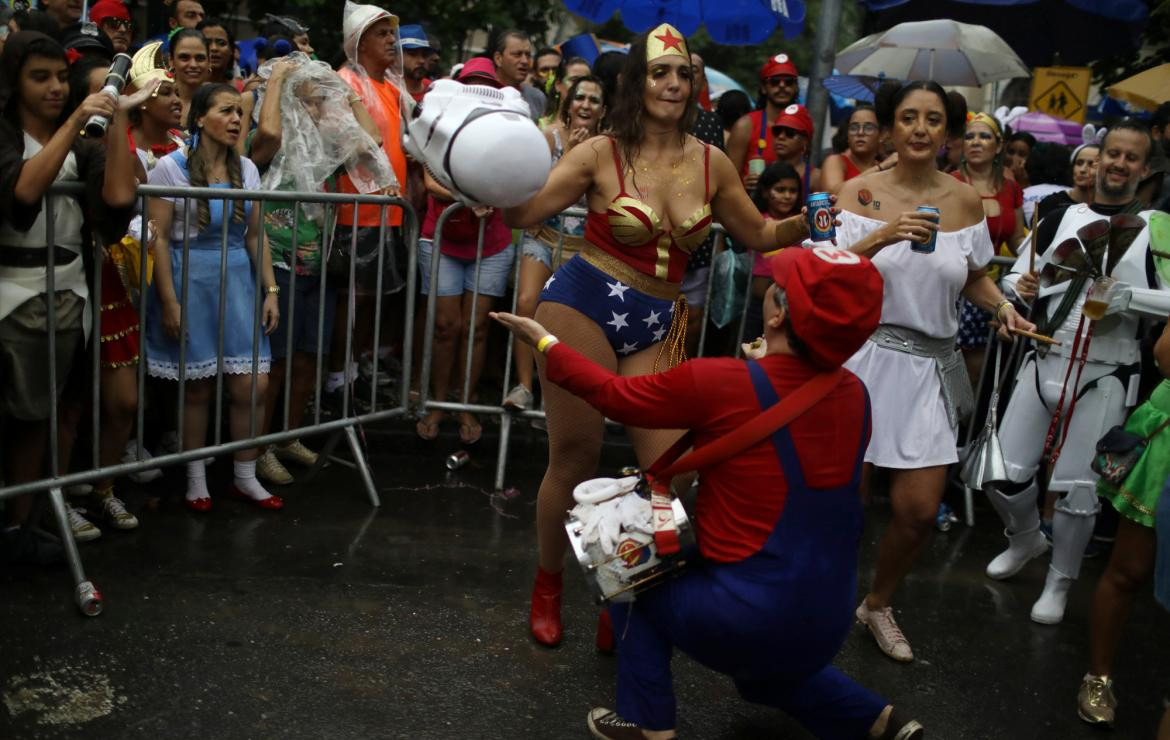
left=1090, top=0, right=1170, bottom=88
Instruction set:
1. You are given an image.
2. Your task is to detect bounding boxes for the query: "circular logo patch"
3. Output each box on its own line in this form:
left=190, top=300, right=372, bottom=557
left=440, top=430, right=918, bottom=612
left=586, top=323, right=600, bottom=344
left=785, top=104, right=800, bottom=115
left=774, top=53, right=789, bottom=64
left=857, top=188, right=873, bottom=205
left=617, top=538, right=650, bottom=568
left=814, top=210, right=833, bottom=232
left=812, top=246, right=860, bottom=265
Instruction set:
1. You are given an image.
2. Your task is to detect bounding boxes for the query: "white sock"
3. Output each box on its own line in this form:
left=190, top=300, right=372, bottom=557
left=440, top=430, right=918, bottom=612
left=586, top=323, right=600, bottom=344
left=348, top=361, right=359, bottom=381
left=325, top=371, right=345, bottom=393
left=186, top=460, right=209, bottom=502
left=233, top=459, right=271, bottom=501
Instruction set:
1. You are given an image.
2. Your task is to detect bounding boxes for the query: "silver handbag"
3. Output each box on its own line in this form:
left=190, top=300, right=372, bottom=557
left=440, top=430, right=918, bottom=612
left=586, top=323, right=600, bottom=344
left=960, top=345, right=1010, bottom=490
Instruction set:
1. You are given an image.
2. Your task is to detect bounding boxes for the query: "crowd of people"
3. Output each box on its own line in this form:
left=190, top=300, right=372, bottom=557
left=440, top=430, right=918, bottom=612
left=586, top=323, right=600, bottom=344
left=1, top=2, right=1170, bottom=738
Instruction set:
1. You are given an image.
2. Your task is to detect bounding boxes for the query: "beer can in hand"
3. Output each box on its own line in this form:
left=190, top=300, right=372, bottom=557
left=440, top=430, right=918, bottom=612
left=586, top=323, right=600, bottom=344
left=913, top=206, right=940, bottom=254
left=807, top=192, right=835, bottom=241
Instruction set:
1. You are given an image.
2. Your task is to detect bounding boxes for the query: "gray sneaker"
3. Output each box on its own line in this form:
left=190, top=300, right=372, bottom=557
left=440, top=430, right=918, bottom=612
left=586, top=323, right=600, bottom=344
left=856, top=601, right=913, bottom=662
left=66, top=505, right=101, bottom=542
left=502, top=384, right=534, bottom=411
left=586, top=708, right=663, bottom=740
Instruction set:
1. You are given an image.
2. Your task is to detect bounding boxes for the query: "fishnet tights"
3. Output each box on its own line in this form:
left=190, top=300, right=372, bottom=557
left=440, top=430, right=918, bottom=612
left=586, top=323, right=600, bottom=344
left=533, top=301, right=687, bottom=574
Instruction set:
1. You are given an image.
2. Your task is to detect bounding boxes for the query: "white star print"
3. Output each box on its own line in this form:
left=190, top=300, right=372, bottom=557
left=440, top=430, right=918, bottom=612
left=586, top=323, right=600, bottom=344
left=642, top=310, right=661, bottom=327
left=618, top=341, right=640, bottom=355
left=544, top=274, right=556, bottom=290
left=607, top=281, right=630, bottom=301
left=668, top=302, right=675, bottom=313
left=607, top=311, right=629, bottom=331
left=652, top=327, right=667, bottom=342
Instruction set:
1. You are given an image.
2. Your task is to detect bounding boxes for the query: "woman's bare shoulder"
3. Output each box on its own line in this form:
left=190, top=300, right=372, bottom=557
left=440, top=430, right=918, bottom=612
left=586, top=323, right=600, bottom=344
left=939, top=173, right=985, bottom=226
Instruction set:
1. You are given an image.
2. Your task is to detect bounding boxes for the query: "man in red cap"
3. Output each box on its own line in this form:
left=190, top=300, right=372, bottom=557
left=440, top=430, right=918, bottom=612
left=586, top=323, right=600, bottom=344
left=491, top=248, right=925, bottom=740
left=727, top=52, right=802, bottom=189
left=89, top=0, right=132, bottom=53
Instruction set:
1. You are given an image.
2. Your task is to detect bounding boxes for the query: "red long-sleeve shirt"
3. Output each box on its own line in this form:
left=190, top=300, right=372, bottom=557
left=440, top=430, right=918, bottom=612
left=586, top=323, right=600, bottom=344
left=545, top=343, right=870, bottom=563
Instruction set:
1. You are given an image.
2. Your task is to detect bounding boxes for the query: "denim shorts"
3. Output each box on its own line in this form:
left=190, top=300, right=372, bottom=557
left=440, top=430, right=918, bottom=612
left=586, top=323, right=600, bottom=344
left=418, top=240, right=515, bottom=298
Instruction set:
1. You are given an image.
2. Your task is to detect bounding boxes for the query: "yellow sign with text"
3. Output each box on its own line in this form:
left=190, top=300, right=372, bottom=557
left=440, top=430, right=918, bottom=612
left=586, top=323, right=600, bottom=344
left=1029, top=66, right=1092, bottom=123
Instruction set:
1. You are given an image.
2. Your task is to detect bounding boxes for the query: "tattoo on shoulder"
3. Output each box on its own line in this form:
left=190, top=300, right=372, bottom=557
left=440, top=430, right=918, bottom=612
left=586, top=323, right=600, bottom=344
left=857, top=188, right=872, bottom=206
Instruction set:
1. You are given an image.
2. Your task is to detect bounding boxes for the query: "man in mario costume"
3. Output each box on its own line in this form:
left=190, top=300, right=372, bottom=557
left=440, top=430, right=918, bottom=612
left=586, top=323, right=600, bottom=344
left=492, top=247, right=925, bottom=740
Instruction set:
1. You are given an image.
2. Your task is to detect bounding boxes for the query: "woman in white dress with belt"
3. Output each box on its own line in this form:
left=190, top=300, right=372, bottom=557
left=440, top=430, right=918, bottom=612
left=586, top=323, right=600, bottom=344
left=830, top=80, right=1036, bottom=662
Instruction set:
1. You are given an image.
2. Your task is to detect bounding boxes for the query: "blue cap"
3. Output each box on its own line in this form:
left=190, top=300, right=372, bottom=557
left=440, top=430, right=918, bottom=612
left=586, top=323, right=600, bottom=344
left=399, top=24, right=431, bottom=50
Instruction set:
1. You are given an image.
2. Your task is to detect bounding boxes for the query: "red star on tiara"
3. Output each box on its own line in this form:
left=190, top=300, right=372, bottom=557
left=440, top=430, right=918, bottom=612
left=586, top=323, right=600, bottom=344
left=654, top=28, right=684, bottom=52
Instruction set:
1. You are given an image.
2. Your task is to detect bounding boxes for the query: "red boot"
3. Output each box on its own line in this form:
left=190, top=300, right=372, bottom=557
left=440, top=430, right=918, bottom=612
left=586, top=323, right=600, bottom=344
left=595, top=609, right=615, bottom=654
left=529, top=567, right=563, bottom=646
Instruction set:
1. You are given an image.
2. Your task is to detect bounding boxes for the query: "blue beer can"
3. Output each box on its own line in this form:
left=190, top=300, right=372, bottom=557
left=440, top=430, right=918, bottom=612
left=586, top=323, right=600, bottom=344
left=912, top=205, right=940, bottom=254
left=807, top=192, right=835, bottom=241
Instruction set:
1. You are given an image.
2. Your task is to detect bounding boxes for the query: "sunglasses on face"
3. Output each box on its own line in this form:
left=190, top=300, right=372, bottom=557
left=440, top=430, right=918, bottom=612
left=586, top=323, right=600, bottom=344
left=101, top=18, right=132, bottom=31
left=964, top=131, right=995, bottom=142
left=848, top=123, right=878, bottom=135
left=765, top=75, right=797, bottom=87
left=771, top=126, right=803, bottom=139
left=573, top=93, right=602, bottom=105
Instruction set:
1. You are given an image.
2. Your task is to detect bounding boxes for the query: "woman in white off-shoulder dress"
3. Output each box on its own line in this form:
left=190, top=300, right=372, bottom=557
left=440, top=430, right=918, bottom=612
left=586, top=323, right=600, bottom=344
left=830, top=81, right=1035, bottom=664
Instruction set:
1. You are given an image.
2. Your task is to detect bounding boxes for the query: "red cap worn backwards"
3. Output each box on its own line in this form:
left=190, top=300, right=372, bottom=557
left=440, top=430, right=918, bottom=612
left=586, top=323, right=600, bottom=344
left=760, top=52, right=798, bottom=80
left=89, top=0, right=130, bottom=24
left=770, top=246, right=883, bottom=369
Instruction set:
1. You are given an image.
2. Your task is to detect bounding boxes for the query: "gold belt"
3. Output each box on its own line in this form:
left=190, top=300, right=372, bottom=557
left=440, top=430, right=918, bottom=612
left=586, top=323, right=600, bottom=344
left=580, top=243, right=679, bottom=301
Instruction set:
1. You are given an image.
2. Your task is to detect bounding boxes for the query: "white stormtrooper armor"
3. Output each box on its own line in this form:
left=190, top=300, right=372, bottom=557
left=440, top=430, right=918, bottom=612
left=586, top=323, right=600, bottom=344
left=403, top=78, right=551, bottom=209
left=991, top=203, right=1168, bottom=624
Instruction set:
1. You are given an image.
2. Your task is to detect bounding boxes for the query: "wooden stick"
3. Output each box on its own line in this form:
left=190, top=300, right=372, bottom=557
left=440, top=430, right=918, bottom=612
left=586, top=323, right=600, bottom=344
left=988, top=321, right=1063, bottom=346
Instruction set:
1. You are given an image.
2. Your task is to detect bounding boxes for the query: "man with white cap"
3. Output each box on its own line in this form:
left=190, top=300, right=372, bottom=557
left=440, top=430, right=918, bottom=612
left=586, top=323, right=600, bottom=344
left=324, top=1, right=407, bottom=408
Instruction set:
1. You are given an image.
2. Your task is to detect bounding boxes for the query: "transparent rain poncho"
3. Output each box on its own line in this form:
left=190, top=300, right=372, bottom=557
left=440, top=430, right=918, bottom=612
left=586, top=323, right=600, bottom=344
left=258, top=53, right=397, bottom=213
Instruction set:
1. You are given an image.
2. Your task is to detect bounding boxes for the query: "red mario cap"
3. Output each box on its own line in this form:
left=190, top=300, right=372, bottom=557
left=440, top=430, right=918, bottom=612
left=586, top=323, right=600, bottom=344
left=773, top=103, right=813, bottom=137
left=457, top=57, right=501, bottom=87
left=89, top=0, right=130, bottom=24
left=760, top=52, right=798, bottom=80
left=770, top=246, right=883, bottom=368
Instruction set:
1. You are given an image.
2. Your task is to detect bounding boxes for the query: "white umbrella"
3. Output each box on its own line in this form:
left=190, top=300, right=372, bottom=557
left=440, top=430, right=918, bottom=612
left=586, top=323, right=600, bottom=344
left=835, top=20, right=1029, bottom=87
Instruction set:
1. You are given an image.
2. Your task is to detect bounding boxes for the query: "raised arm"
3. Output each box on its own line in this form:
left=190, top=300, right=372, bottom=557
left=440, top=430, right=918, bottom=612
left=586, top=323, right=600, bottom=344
left=248, top=61, right=294, bottom=168
left=502, top=133, right=599, bottom=228
left=708, top=147, right=807, bottom=251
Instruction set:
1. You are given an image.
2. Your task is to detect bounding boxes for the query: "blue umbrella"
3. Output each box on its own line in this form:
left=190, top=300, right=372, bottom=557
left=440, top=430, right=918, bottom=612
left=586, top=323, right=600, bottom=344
left=562, top=0, right=806, bottom=45
left=822, top=74, right=892, bottom=102
left=858, top=0, right=1146, bottom=21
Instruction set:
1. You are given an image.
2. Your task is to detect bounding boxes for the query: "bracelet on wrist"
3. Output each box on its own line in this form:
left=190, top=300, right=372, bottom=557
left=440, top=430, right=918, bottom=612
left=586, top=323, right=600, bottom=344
left=266, top=285, right=280, bottom=295
left=536, top=334, right=559, bottom=353
left=994, top=299, right=1011, bottom=317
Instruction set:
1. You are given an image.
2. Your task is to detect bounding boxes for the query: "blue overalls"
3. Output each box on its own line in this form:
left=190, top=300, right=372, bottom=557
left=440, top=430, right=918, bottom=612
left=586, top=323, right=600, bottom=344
left=609, top=361, right=888, bottom=738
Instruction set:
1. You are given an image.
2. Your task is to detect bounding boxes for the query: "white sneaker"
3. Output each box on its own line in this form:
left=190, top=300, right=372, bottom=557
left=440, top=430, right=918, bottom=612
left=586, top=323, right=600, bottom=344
left=503, top=384, right=534, bottom=411
left=97, top=493, right=138, bottom=530
left=856, top=601, right=913, bottom=662
left=66, top=505, right=101, bottom=542
left=123, top=441, right=163, bottom=483
left=986, top=526, right=1049, bottom=580
left=256, top=450, right=293, bottom=485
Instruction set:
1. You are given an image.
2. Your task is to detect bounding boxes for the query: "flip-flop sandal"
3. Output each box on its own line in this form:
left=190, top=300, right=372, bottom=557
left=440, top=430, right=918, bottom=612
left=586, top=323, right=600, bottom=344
left=416, top=417, right=440, bottom=441
left=458, top=421, right=482, bottom=445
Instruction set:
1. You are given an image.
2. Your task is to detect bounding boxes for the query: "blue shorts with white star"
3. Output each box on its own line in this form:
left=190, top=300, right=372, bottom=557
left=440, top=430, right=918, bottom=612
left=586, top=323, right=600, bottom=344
left=539, top=255, right=675, bottom=357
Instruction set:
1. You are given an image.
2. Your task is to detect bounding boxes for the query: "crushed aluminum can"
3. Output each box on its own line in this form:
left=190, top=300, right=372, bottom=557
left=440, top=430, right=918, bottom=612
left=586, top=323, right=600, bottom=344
left=446, top=450, right=470, bottom=470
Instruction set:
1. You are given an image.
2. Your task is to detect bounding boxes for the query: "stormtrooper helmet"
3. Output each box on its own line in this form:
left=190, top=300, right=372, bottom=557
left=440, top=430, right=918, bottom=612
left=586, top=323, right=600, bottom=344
left=404, top=78, right=551, bottom=208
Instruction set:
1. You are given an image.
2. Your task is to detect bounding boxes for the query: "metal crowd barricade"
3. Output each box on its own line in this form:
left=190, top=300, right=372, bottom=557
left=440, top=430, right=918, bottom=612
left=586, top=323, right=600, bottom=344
left=416, top=205, right=745, bottom=491
left=0, top=182, right=417, bottom=616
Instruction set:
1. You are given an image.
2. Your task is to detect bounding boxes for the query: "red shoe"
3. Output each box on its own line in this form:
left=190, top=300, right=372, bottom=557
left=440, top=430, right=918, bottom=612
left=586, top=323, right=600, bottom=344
left=596, top=609, right=615, bottom=654
left=530, top=567, right=563, bottom=647
left=184, top=496, right=212, bottom=513
left=230, top=485, right=284, bottom=510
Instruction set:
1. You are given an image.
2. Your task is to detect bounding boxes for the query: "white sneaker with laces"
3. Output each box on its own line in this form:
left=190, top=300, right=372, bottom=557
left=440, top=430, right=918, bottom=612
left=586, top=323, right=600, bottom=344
left=98, top=494, right=139, bottom=530
left=856, top=601, right=913, bottom=662
left=66, top=505, right=101, bottom=542
left=257, top=450, right=293, bottom=485
left=123, top=441, right=164, bottom=483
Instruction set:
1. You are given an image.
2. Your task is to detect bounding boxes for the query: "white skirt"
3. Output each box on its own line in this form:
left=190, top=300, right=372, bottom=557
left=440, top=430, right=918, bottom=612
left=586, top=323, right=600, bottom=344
left=845, top=340, right=958, bottom=469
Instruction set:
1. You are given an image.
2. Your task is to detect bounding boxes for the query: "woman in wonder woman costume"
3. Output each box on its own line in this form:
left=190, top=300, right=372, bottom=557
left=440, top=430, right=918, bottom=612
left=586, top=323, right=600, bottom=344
left=504, top=25, right=812, bottom=647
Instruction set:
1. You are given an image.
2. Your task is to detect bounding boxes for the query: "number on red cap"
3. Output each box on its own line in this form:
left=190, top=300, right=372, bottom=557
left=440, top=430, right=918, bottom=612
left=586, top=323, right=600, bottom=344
left=812, top=247, right=860, bottom=265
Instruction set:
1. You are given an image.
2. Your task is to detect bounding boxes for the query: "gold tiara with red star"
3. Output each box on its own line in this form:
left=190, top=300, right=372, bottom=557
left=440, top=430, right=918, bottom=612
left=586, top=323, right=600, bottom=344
left=646, top=23, right=688, bottom=62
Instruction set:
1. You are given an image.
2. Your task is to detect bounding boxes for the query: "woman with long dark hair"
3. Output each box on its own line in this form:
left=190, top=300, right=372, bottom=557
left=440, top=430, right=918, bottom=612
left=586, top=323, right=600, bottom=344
left=167, top=28, right=209, bottom=125
left=504, top=25, right=810, bottom=648
left=145, top=83, right=280, bottom=513
left=832, top=80, right=1035, bottom=662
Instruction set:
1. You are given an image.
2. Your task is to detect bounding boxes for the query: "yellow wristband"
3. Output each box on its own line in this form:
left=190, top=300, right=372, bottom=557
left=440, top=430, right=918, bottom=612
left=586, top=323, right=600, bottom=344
left=536, top=335, right=558, bottom=353
left=995, top=299, right=1011, bottom=317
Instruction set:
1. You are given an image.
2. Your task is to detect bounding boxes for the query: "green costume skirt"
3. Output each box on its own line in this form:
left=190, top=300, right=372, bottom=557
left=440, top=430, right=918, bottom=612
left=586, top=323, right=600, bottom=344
left=1098, top=379, right=1170, bottom=528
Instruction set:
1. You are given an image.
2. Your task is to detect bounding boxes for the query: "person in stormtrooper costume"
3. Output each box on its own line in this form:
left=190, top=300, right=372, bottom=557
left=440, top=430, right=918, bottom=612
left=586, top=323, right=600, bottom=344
left=990, top=119, right=1170, bottom=624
